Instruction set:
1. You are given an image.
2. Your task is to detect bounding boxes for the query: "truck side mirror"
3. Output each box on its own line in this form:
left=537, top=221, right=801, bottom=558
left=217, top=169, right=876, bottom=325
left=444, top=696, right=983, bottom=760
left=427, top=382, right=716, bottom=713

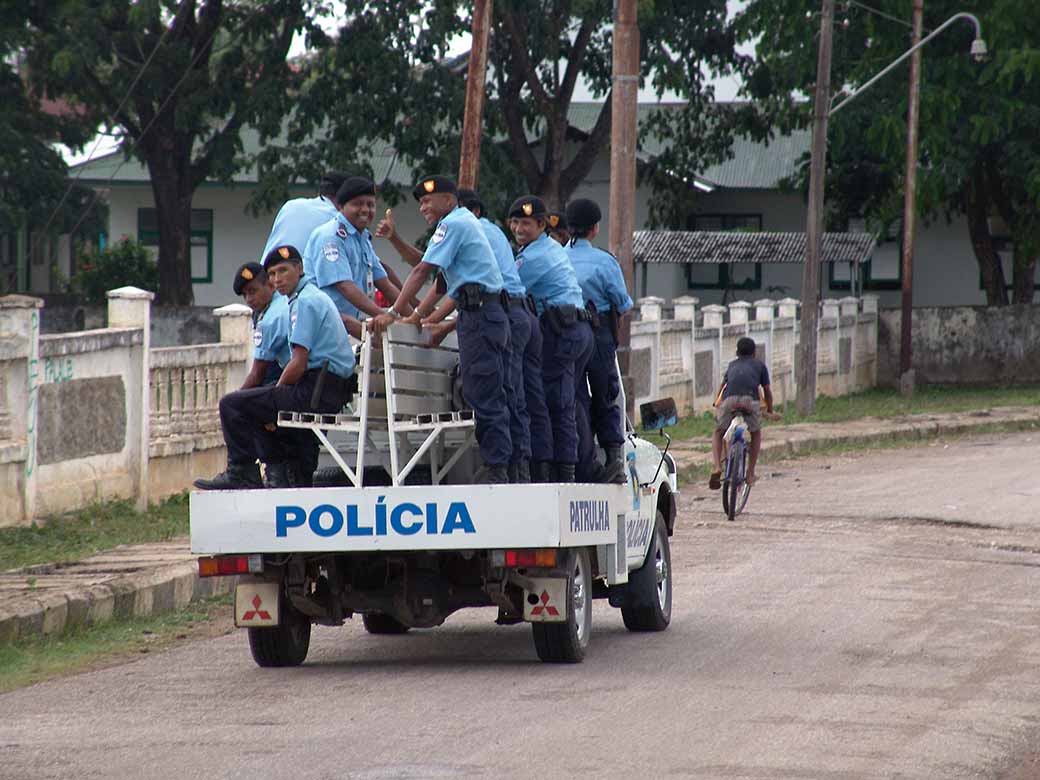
left=639, top=397, right=677, bottom=432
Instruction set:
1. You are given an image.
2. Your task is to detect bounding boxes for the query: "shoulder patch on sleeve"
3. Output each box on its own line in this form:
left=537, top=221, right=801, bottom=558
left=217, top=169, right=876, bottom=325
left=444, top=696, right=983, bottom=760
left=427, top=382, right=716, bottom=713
left=323, top=242, right=339, bottom=262
left=431, top=224, right=447, bottom=244
left=252, top=329, right=263, bottom=347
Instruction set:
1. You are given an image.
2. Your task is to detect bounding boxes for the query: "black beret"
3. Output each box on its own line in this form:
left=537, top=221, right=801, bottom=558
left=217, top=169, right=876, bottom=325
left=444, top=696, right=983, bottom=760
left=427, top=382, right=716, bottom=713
left=233, top=262, right=265, bottom=295
left=565, top=198, right=602, bottom=230
left=320, top=170, right=349, bottom=192
left=412, top=175, right=458, bottom=201
left=457, top=188, right=486, bottom=215
left=262, top=245, right=303, bottom=268
left=336, top=176, right=376, bottom=205
left=547, top=211, right=567, bottom=231
left=508, top=195, right=548, bottom=220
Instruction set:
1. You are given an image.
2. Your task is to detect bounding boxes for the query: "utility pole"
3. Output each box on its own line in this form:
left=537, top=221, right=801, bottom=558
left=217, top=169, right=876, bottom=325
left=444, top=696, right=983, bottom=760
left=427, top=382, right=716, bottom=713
left=797, top=0, right=836, bottom=417
left=458, top=0, right=492, bottom=189
left=609, top=0, right=639, bottom=413
left=899, top=0, right=924, bottom=397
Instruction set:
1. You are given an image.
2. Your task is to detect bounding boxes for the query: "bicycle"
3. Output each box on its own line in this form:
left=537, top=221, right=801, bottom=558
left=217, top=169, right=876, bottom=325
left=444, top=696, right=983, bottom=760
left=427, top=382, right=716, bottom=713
left=720, top=411, right=753, bottom=521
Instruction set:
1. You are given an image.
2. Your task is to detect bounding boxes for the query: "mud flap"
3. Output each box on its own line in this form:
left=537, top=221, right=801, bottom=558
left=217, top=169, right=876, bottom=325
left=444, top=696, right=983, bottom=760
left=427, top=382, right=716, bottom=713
left=235, top=581, right=281, bottom=628
left=523, top=578, right=568, bottom=623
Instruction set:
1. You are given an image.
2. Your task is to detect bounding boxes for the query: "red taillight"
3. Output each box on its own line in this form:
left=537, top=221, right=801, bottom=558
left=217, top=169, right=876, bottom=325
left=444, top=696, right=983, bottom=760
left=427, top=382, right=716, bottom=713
left=503, top=549, right=557, bottom=568
left=198, top=555, right=251, bottom=577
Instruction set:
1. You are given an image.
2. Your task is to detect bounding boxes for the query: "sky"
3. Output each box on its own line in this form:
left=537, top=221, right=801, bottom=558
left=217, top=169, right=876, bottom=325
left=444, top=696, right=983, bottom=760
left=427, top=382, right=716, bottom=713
left=61, top=1, right=750, bottom=166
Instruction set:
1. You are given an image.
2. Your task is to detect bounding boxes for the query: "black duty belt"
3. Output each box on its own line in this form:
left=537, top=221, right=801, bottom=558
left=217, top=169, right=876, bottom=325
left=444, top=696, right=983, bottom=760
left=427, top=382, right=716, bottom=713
left=457, top=283, right=503, bottom=311
left=305, top=367, right=351, bottom=391
left=506, top=295, right=527, bottom=309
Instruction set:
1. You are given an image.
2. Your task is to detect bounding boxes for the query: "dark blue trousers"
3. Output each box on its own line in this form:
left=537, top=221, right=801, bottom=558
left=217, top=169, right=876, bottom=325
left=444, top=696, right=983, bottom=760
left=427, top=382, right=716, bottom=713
left=506, top=303, right=532, bottom=463
left=541, top=318, right=593, bottom=465
left=458, top=302, right=512, bottom=466
left=524, top=308, right=553, bottom=462
left=219, top=369, right=349, bottom=465
left=586, top=322, right=624, bottom=445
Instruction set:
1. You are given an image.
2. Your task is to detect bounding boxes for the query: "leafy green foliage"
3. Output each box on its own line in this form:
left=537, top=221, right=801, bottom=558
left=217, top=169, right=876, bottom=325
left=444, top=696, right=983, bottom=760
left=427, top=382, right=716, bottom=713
left=22, top=0, right=326, bottom=304
left=737, top=0, right=1040, bottom=304
left=70, top=237, right=159, bottom=304
left=256, top=0, right=750, bottom=219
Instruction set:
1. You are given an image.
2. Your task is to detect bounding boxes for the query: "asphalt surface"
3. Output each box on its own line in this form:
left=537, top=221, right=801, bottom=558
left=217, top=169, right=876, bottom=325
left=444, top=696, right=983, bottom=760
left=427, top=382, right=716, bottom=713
left=3, top=433, right=1040, bottom=780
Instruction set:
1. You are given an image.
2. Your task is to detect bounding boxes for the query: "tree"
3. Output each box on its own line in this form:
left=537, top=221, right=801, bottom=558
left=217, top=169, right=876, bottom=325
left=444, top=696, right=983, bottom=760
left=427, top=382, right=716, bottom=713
left=257, top=0, right=750, bottom=219
left=737, top=0, right=1040, bottom=305
left=1, top=0, right=101, bottom=292
left=22, top=0, right=326, bottom=305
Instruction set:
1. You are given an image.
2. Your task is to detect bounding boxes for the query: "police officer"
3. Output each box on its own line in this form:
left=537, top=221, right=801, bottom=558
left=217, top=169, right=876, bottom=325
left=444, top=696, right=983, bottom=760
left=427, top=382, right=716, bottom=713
left=195, top=245, right=355, bottom=490
left=509, top=195, right=593, bottom=483
left=368, top=176, right=512, bottom=485
left=303, top=176, right=401, bottom=338
left=259, top=171, right=347, bottom=264
left=457, top=189, right=551, bottom=484
left=546, top=211, right=570, bottom=245
left=233, top=262, right=290, bottom=389
left=565, top=198, right=633, bottom=484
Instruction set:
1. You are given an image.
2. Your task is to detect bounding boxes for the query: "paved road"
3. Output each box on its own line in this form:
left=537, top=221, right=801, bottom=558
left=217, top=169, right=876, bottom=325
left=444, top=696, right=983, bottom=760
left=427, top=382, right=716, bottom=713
left=3, top=433, right=1040, bottom=780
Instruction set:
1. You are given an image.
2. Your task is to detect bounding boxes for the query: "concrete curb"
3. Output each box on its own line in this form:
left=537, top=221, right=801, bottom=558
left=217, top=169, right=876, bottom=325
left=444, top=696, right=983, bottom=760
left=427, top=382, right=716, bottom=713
left=0, top=548, right=233, bottom=645
left=671, top=406, right=1040, bottom=471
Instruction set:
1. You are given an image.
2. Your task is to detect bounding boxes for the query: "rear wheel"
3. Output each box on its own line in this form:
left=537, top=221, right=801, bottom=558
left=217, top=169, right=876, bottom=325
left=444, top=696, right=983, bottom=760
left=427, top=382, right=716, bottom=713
left=722, top=442, right=745, bottom=521
left=248, top=599, right=311, bottom=667
left=532, top=548, right=592, bottom=663
left=362, top=613, right=411, bottom=634
left=621, top=511, right=672, bottom=631
left=732, top=449, right=752, bottom=517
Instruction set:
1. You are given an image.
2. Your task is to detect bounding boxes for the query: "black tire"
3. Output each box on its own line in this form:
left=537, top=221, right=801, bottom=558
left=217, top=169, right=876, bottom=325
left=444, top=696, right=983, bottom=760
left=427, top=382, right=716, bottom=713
left=621, top=511, right=672, bottom=631
left=532, top=548, right=592, bottom=663
left=362, top=613, right=411, bottom=634
left=312, top=466, right=350, bottom=488
left=248, top=600, right=311, bottom=667
left=722, top=442, right=744, bottom=521
left=733, top=449, right=752, bottom=517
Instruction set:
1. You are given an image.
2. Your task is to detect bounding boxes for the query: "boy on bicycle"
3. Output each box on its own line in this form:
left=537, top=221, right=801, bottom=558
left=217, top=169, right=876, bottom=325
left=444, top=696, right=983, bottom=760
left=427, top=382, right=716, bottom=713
left=709, top=336, right=777, bottom=490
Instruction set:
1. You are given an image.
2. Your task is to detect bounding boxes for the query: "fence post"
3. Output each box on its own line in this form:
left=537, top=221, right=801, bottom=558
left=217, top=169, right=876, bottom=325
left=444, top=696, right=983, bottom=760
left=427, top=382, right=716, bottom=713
left=107, top=286, right=155, bottom=511
left=214, top=303, right=254, bottom=390
left=0, top=295, right=43, bottom=523
left=673, top=296, right=698, bottom=411
left=637, top=296, right=665, bottom=322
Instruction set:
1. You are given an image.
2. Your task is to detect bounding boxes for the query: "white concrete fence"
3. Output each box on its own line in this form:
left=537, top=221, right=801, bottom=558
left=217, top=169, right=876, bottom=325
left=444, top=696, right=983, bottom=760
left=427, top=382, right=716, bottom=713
left=0, top=287, right=880, bottom=526
left=0, top=287, right=253, bottom=527
left=629, top=295, right=879, bottom=416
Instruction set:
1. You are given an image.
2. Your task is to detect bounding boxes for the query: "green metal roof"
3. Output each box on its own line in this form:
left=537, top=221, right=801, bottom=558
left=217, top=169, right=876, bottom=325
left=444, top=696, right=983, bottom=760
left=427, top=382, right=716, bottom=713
left=69, top=102, right=809, bottom=191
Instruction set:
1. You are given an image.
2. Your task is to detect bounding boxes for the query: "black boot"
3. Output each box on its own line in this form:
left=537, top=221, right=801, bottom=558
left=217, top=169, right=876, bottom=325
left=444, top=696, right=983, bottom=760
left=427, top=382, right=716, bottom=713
left=530, top=460, right=552, bottom=483
left=601, top=446, right=627, bottom=484
left=486, top=464, right=510, bottom=484
left=507, top=462, right=519, bottom=484
left=264, top=462, right=292, bottom=489
left=516, top=459, right=531, bottom=484
left=555, top=463, right=576, bottom=483
left=193, top=461, right=262, bottom=491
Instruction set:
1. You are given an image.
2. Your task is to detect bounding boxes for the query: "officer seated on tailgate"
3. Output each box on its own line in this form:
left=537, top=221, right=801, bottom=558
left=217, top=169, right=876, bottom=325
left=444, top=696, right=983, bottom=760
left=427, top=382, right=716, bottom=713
left=194, top=245, right=355, bottom=490
left=233, top=262, right=290, bottom=389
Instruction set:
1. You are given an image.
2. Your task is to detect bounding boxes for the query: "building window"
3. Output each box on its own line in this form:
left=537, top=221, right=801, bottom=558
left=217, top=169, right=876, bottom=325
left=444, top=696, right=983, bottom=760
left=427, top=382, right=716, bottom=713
left=137, top=208, right=214, bottom=283
left=975, top=215, right=1040, bottom=289
left=685, top=214, right=763, bottom=291
left=830, top=218, right=901, bottom=291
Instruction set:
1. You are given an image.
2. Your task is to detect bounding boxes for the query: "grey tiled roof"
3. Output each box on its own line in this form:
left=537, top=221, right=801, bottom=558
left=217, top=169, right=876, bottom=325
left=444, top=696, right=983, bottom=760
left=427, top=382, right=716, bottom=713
left=632, top=230, right=877, bottom=265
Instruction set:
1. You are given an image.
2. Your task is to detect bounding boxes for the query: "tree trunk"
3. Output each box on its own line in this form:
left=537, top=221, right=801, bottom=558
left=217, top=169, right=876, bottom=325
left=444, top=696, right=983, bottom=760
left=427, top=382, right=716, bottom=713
left=148, top=158, right=195, bottom=306
left=1012, top=246, right=1037, bottom=304
left=965, top=170, right=1009, bottom=306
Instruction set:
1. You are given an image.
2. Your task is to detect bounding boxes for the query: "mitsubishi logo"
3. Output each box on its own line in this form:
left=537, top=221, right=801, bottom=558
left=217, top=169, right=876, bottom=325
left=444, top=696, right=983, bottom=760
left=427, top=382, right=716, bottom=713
left=241, top=594, right=272, bottom=621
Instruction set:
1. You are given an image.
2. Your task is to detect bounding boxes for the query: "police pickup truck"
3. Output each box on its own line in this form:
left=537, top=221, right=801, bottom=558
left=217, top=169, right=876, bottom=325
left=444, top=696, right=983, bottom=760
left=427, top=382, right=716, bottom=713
left=190, top=328, right=679, bottom=665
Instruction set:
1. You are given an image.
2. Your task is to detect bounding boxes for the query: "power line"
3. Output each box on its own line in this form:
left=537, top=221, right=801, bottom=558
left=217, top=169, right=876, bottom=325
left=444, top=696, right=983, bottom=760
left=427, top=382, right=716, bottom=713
left=844, top=0, right=929, bottom=33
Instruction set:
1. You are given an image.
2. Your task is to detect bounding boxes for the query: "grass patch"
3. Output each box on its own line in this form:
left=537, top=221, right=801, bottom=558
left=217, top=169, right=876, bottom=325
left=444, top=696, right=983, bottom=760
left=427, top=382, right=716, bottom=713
left=661, top=384, right=1040, bottom=444
left=0, top=493, right=189, bottom=572
left=0, top=593, right=233, bottom=694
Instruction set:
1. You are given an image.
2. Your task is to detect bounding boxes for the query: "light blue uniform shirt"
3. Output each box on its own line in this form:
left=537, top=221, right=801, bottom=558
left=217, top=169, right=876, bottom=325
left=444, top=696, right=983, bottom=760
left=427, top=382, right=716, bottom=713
left=252, top=292, right=291, bottom=384
left=422, top=207, right=503, bottom=298
left=565, top=239, right=634, bottom=314
left=302, top=214, right=387, bottom=319
left=479, top=217, right=524, bottom=298
left=286, top=278, right=355, bottom=378
left=515, top=232, right=583, bottom=313
left=260, top=196, right=338, bottom=261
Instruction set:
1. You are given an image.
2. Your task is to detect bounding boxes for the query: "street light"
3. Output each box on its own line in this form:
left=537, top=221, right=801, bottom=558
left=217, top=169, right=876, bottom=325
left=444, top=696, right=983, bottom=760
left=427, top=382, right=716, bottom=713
left=799, top=8, right=984, bottom=413
left=829, top=12, right=986, bottom=116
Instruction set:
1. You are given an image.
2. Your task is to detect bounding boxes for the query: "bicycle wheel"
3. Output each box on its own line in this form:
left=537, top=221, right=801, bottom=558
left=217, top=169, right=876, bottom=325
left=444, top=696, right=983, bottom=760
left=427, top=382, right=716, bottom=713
left=723, top=442, right=743, bottom=522
left=733, top=447, right=752, bottom=516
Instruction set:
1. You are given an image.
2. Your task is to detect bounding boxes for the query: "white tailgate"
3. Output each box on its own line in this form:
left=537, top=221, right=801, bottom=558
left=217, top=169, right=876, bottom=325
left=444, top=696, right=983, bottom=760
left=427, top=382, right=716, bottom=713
left=191, top=483, right=626, bottom=554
